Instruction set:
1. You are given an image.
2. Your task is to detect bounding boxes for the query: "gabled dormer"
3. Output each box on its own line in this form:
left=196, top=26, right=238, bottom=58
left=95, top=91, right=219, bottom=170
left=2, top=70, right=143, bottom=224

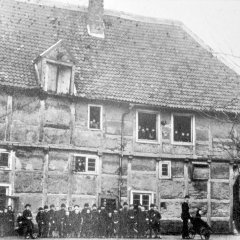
left=34, top=40, right=76, bottom=95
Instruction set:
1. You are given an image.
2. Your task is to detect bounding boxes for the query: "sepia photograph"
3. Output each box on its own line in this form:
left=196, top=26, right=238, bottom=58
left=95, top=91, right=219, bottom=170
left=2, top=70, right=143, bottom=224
left=0, top=0, right=240, bottom=239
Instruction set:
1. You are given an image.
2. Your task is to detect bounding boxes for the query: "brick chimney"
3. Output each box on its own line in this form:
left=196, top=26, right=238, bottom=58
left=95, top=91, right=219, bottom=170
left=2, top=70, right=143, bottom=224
left=87, top=0, right=105, bottom=38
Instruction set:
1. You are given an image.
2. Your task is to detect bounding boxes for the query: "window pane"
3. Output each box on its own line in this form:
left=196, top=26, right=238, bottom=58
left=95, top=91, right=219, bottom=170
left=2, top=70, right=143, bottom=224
left=88, top=158, right=96, bottom=172
left=133, top=194, right=141, bottom=206
left=0, top=153, right=9, bottom=167
left=174, top=116, right=192, bottom=142
left=75, top=156, right=86, bottom=172
left=138, top=112, right=157, bottom=140
left=47, top=63, right=58, bottom=92
left=0, top=187, right=6, bottom=209
left=162, top=163, right=168, bottom=176
left=89, top=106, right=101, bottom=129
left=57, top=65, right=71, bottom=94
left=142, top=195, right=150, bottom=210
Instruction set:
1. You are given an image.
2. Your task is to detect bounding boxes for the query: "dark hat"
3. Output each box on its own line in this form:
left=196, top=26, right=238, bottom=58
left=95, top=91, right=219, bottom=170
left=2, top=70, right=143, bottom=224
left=184, top=195, right=190, bottom=199
left=123, top=202, right=128, bottom=206
left=84, top=203, right=89, bottom=207
left=44, top=205, right=48, bottom=209
left=150, top=203, right=155, bottom=208
left=74, top=205, right=79, bottom=208
left=50, top=204, right=55, bottom=208
left=25, top=204, right=31, bottom=208
left=38, top=207, right=43, bottom=211
left=92, top=204, right=97, bottom=207
left=61, top=203, right=66, bottom=208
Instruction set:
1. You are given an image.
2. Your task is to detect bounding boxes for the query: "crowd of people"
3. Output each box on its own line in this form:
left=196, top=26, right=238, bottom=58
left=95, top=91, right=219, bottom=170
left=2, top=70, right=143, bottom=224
left=13, top=201, right=162, bottom=239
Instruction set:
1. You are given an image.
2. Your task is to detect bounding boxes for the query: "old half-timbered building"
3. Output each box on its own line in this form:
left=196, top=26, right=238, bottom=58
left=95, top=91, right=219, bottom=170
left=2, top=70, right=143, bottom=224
left=1, top=0, right=240, bottom=234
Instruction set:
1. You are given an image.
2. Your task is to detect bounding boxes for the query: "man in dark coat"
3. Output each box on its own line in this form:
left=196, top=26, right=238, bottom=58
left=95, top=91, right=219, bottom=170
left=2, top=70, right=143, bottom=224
left=56, top=203, right=66, bottom=238
left=120, top=202, right=128, bottom=238
left=70, top=205, right=81, bottom=237
left=22, top=204, right=34, bottom=239
left=81, top=203, right=92, bottom=237
left=63, top=210, right=72, bottom=237
left=48, top=204, right=56, bottom=237
left=6, top=206, right=14, bottom=236
left=91, top=204, right=99, bottom=238
left=181, top=195, right=191, bottom=239
left=98, top=205, right=108, bottom=237
left=42, top=205, right=49, bottom=237
left=148, top=203, right=161, bottom=238
left=127, top=204, right=136, bottom=238
left=36, top=207, right=45, bottom=237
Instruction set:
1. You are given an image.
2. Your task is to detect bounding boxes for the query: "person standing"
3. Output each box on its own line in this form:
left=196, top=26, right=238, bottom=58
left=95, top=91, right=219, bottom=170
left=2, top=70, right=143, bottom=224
left=6, top=206, right=14, bottom=236
left=70, top=205, right=81, bottom=238
left=81, top=203, right=92, bottom=237
left=42, top=205, right=49, bottom=237
left=112, top=208, right=120, bottom=238
left=127, top=204, right=136, bottom=238
left=22, top=204, right=34, bottom=239
left=56, top=203, right=66, bottom=238
left=48, top=204, right=56, bottom=238
left=36, top=207, right=45, bottom=237
left=120, top=202, right=128, bottom=238
left=148, top=204, right=160, bottom=238
left=98, top=204, right=108, bottom=238
left=181, top=195, right=191, bottom=239
left=91, top=204, right=99, bottom=238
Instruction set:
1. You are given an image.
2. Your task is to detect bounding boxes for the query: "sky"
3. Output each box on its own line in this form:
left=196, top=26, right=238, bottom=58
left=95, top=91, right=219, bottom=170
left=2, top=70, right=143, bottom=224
left=24, top=0, right=240, bottom=73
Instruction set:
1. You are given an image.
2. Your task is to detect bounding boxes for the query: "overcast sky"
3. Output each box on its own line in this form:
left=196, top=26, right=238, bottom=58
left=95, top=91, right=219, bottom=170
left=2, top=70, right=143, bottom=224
left=25, top=0, right=240, bottom=73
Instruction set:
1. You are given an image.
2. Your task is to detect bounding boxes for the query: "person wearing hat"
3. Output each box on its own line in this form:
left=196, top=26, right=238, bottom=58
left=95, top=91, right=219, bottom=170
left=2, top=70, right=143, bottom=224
left=6, top=206, right=14, bottom=236
left=98, top=204, right=108, bottom=238
left=127, top=204, right=136, bottom=238
left=0, top=208, right=4, bottom=237
left=70, top=205, right=81, bottom=237
left=120, top=202, right=128, bottom=238
left=181, top=195, right=191, bottom=239
left=112, top=208, right=120, bottom=238
left=42, top=205, right=49, bottom=237
left=36, top=207, right=45, bottom=237
left=55, top=203, right=66, bottom=238
left=148, top=203, right=160, bottom=238
left=22, top=204, right=34, bottom=239
left=81, top=203, right=92, bottom=237
left=91, top=204, right=99, bottom=237
left=48, top=204, right=56, bottom=238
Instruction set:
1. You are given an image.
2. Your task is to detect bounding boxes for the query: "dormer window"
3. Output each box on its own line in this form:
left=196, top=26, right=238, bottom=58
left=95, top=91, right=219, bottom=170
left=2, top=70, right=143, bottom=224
left=34, top=40, right=76, bottom=95
left=46, top=62, right=72, bottom=94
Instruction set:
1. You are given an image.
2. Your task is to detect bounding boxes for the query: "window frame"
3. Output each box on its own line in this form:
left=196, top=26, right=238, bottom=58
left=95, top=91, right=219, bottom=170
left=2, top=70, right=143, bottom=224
left=88, top=104, right=103, bottom=131
left=0, top=183, right=12, bottom=206
left=73, top=154, right=99, bottom=175
left=0, top=149, right=12, bottom=170
left=45, top=59, right=73, bottom=94
left=130, top=190, right=155, bottom=210
left=171, top=113, right=195, bottom=145
left=159, top=160, right=171, bottom=179
left=136, top=109, right=160, bottom=144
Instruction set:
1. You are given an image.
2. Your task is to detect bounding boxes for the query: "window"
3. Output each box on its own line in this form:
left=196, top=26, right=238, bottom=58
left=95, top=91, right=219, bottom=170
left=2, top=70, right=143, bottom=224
left=74, top=155, right=98, bottom=174
left=88, top=105, right=102, bottom=130
left=0, top=184, right=11, bottom=208
left=131, top=191, right=154, bottom=210
left=173, top=114, right=194, bottom=143
left=137, top=111, right=157, bottom=141
left=159, top=161, right=171, bottom=179
left=0, top=151, right=10, bottom=169
left=47, top=62, right=72, bottom=94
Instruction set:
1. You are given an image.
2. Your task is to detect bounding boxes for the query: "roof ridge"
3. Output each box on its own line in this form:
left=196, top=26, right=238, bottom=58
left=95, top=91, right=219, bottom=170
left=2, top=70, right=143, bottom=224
left=16, top=0, right=182, bottom=26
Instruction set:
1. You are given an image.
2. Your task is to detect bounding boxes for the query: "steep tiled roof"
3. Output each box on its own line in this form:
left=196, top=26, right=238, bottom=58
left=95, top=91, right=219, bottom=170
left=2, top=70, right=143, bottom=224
left=1, top=0, right=240, bottom=112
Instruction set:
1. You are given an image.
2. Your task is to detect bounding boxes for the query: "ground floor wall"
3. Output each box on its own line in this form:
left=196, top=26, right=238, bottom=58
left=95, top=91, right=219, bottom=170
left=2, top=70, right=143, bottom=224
left=0, top=146, right=238, bottom=234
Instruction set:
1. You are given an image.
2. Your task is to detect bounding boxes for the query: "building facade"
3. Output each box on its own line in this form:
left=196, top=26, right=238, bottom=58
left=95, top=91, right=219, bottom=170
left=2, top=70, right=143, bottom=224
left=1, top=0, right=240, bottom=234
